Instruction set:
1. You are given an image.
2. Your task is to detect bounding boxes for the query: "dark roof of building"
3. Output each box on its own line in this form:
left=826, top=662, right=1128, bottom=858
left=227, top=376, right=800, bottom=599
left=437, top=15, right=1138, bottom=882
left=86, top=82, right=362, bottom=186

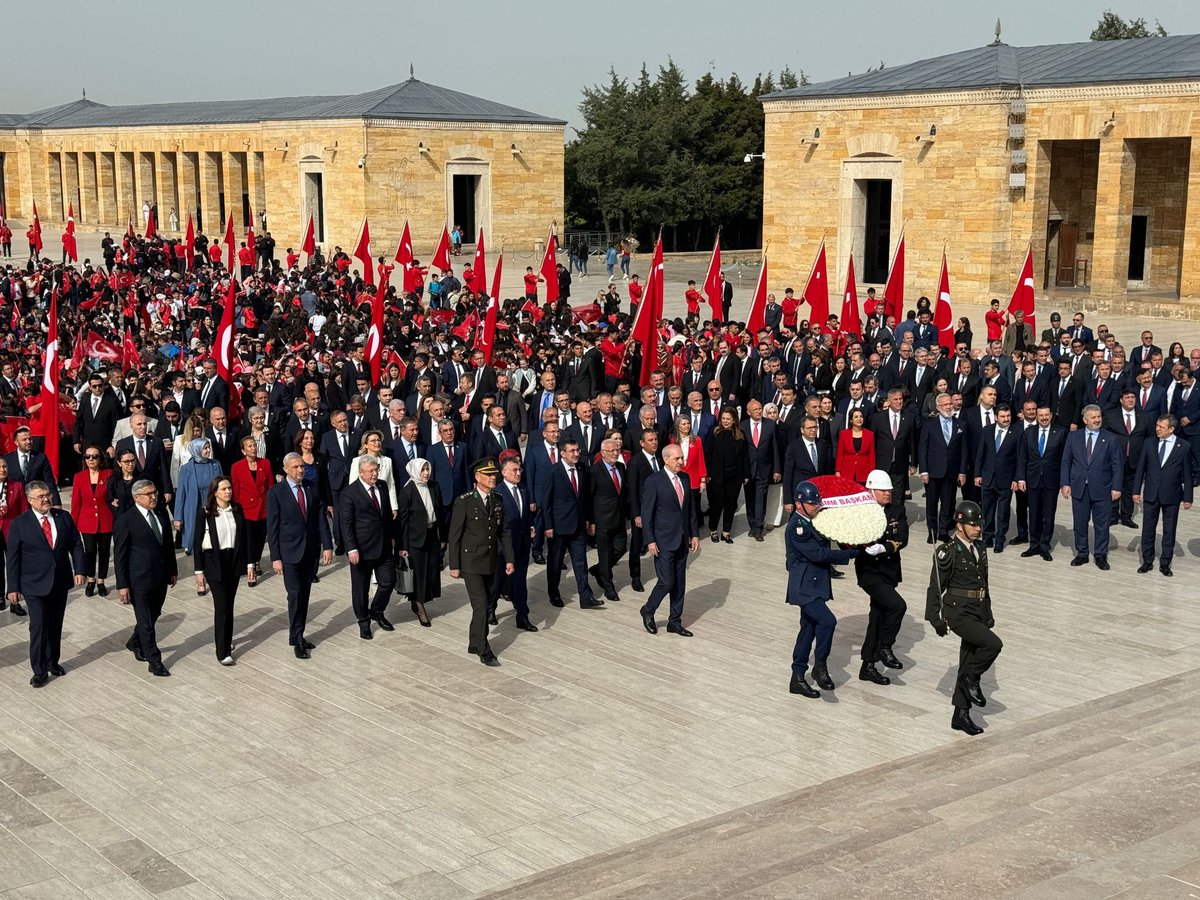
left=1, top=78, right=565, bottom=129
left=763, top=33, right=1200, bottom=100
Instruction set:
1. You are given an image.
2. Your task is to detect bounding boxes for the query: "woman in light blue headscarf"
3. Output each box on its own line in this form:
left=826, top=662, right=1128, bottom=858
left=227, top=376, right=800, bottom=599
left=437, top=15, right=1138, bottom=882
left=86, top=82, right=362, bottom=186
left=174, top=438, right=222, bottom=564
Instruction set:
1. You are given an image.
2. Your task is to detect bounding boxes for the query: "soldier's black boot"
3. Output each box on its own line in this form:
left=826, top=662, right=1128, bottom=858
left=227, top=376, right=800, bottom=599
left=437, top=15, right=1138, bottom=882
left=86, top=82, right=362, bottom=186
left=789, top=673, right=820, bottom=698
left=876, top=647, right=903, bottom=669
left=966, top=676, right=986, bottom=708
left=812, top=662, right=835, bottom=691
left=952, top=707, right=983, bottom=736
left=859, top=661, right=890, bottom=685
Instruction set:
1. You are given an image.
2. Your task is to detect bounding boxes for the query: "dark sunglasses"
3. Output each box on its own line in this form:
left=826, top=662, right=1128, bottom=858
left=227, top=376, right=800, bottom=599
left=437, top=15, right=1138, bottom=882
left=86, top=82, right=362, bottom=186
left=84, top=454, right=101, bottom=460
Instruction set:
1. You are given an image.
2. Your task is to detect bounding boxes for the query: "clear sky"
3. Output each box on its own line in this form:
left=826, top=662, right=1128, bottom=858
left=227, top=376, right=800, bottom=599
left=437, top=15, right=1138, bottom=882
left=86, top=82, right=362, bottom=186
left=8, top=1, right=1200, bottom=131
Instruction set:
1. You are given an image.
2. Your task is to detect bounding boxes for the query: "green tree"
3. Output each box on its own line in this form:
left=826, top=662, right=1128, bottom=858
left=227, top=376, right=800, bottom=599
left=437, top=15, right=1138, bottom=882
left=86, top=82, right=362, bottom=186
left=1090, top=10, right=1167, bottom=39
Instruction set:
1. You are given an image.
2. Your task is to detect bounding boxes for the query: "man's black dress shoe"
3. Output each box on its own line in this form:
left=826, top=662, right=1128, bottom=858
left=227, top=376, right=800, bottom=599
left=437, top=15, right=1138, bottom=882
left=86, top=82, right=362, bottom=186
left=992, top=545, right=1004, bottom=554
left=640, top=609, right=657, bottom=634
left=1020, top=547, right=1040, bottom=558
left=30, top=673, right=49, bottom=688
left=1120, top=518, right=1138, bottom=529
left=1095, top=555, right=1110, bottom=571
left=294, top=644, right=310, bottom=659
left=49, top=664, right=66, bottom=677
left=360, top=625, right=373, bottom=640
left=1137, top=562, right=1153, bottom=573
left=631, top=580, right=644, bottom=592
left=588, top=565, right=600, bottom=579
left=10, top=603, right=26, bottom=617
left=548, top=595, right=565, bottom=608
left=1161, top=566, right=1174, bottom=577
left=532, top=552, right=546, bottom=565
left=126, top=641, right=146, bottom=662
left=149, top=662, right=171, bottom=677
left=1070, top=556, right=1088, bottom=567
left=480, top=651, right=500, bottom=667
left=859, top=663, right=890, bottom=685
left=312, top=575, right=320, bottom=583
left=515, top=619, right=539, bottom=632
left=812, top=664, right=835, bottom=691
left=1009, top=537, right=1028, bottom=546
left=97, top=584, right=108, bottom=597
left=487, top=611, right=499, bottom=625
left=373, top=615, right=394, bottom=631
left=927, top=533, right=934, bottom=544
left=952, top=707, right=983, bottom=735
left=966, top=678, right=986, bottom=707
left=789, top=674, right=819, bottom=698
left=1040, top=551, right=1053, bottom=562
left=302, top=639, right=315, bottom=650
left=876, top=648, right=903, bottom=669
left=666, top=624, right=693, bottom=637
left=85, top=582, right=95, bottom=597
left=580, top=599, right=606, bottom=609
left=830, top=568, right=843, bottom=579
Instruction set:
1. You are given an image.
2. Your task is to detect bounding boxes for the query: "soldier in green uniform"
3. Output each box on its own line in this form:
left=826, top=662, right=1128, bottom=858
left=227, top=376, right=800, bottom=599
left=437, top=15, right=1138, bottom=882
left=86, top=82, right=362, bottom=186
left=448, top=458, right=514, bottom=666
left=925, top=500, right=1004, bottom=736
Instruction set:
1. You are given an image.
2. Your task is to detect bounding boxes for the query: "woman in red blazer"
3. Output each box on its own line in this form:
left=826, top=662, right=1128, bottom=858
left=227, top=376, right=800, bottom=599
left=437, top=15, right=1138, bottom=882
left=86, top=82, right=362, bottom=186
left=669, top=415, right=708, bottom=514
left=70, top=444, right=115, bottom=596
left=230, top=435, right=273, bottom=585
left=0, top=456, right=30, bottom=615
left=835, top=408, right=876, bottom=485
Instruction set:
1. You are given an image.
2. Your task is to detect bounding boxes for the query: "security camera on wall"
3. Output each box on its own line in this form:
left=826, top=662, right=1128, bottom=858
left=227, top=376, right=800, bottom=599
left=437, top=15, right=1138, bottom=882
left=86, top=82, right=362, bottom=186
left=357, top=156, right=366, bottom=169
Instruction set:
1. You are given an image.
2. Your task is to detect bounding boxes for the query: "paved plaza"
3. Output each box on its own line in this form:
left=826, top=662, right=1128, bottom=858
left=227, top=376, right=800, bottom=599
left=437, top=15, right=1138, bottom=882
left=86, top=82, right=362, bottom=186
left=1, top=227, right=1199, bottom=897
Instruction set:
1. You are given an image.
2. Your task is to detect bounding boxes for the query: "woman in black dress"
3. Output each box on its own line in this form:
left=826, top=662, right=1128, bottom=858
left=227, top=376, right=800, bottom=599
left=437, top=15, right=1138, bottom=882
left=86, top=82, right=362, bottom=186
left=703, top=408, right=749, bottom=543
left=192, top=475, right=249, bottom=665
left=396, top=457, right=446, bottom=627
left=106, top=449, right=141, bottom=516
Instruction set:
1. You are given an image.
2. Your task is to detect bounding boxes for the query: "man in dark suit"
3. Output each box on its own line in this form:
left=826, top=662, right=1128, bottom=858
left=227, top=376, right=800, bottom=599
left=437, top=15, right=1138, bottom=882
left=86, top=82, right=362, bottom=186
left=1171, top=367, right=1200, bottom=484
left=5, top=480, right=84, bottom=687
left=1133, top=414, right=1193, bottom=577
left=524, top=419, right=561, bottom=566
left=113, top=479, right=178, bottom=676
left=1088, top=361, right=1121, bottom=414
left=639, top=444, right=700, bottom=636
left=1012, top=361, right=1050, bottom=410
left=115, top=414, right=174, bottom=505
left=782, top=416, right=834, bottom=515
left=1050, top=359, right=1082, bottom=429
left=974, top=406, right=1020, bottom=552
left=74, top=374, right=120, bottom=455
left=741, top=400, right=781, bottom=541
left=588, top=438, right=629, bottom=602
left=918, top=393, right=968, bottom=542
left=489, top=456, right=538, bottom=632
left=204, top=407, right=242, bottom=474
left=713, top=341, right=742, bottom=406
left=1059, top=404, right=1124, bottom=570
left=540, top=439, right=604, bottom=610
left=428, top=418, right=468, bottom=526
left=341, top=344, right=370, bottom=399
left=470, top=405, right=518, bottom=466
left=1104, top=389, right=1153, bottom=528
left=267, top=452, right=333, bottom=657
left=339, top=456, right=396, bottom=639
left=4, top=428, right=60, bottom=506
left=961, top=386, right=999, bottom=504
left=1067, top=312, right=1094, bottom=350
left=562, top=343, right=594, bottom=403
left=1016, top=406, right=1067, bottom=561
left=1132, top=368, right=1167, bottom=422
left=469, top=348, right=499, bottom=397
left=196, top=358, right=229, bottom=412
left=448, top=457, right=514, bottom=666
left=320, top=410, right=360, bottom=555
left=627, top=428, right=660, bottom=593
left=871, top=390, right=916, bottom=499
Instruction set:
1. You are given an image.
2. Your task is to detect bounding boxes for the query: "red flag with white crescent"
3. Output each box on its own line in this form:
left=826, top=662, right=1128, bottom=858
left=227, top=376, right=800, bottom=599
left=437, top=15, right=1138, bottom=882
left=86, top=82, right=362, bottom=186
left=631, top=235, right=664, bottom=385
left=31, top=202, right=43, bottom=253
left=223, top=213, right=235, bottom=275
left=86, top=331, right=122, bottom=362
left=540, top=228, right=559, bottom=304
left=247, top=210, right=256, bottom=256
left=353, top=218, right=374, bottom=287
left=184, top=214, right=195, bottom=269
left=42, top=289, right=61, bottom=479
left=471, top=229, right=487, bottom=295
left=745, top=251, right=769, bottom=334
left=367, top=270, right=388, bottom=383
left=1007, top=242, right=1037, bottom=333
left=703, top=233, right=722, bottom=321
left=840, top=254, right=862, bottom=337
left=145, top=208, right=157, bottom=239
left=934, top=252, right=955, bottom=352
left=802, top=239, right=829, bottom=328
left=122, top=327, right=138, bottom=374
left=216, top=279, right=237, bottom=382
left=394, top=219, right=413, bottom=267
left=301, top=214, right=315, bottom=258
left=431, top=225, right=452, bottom=271
left=62, top=203, right=78, bottom=262
left=476, top=253, right=502, bottom=363
left=883, top=228, right=905, bottom=324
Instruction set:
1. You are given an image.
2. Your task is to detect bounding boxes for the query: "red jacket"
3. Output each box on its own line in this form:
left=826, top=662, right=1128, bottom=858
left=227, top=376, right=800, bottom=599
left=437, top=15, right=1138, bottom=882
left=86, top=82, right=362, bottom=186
left=0, top=480, right=28, bottom=539
left=70, top=470, right=114, bottom=534
left=231, top=457, right=273, bottom=521
left=835, top=428, right=876, bottom=485
left=671, top=435, right=707, bottom=485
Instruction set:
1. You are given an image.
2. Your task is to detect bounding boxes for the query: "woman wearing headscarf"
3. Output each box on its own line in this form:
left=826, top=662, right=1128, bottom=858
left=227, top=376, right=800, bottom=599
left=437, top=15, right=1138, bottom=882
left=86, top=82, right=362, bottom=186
left=173, top=437, right=222, bottom=565
left=395, top=457, right=445, bottom=627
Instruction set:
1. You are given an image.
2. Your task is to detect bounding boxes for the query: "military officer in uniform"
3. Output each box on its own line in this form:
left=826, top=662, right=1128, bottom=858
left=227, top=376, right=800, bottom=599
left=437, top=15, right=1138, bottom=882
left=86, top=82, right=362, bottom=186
left=856, top=470, right=909, bottom=685
left=925, top=500, right=1003, bottom=736
left=785, top=481, right=858, bottom=698
left=447, top=458, right=514, bottom=666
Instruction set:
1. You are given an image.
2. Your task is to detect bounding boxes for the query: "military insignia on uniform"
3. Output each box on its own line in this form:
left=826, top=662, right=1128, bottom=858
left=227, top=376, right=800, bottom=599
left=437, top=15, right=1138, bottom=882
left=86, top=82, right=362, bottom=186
left=938, top=547, right=950, bottom=560
left=795, top=524, right=805, bottom=536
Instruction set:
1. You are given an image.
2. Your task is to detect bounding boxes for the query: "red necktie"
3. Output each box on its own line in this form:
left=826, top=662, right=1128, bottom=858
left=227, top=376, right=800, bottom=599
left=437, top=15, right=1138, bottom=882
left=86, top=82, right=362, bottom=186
left=1096, top=381, right=1103, bottom=398
left=296, top=485, right=307, bottom=518
left=611, top=466, right=621, bottom=494
left=569, top=468, right=578, bottom=494
left=369, top=484, right=380, bottom=511
left=41, top=515, right=53, bottom=546
left=549, top=446, right=557, bottom=465
left=713, top=400, right=719, bottom=416
left=752, top=421, right=760, bottom=447
left=447, top=445, right=455, bottom=468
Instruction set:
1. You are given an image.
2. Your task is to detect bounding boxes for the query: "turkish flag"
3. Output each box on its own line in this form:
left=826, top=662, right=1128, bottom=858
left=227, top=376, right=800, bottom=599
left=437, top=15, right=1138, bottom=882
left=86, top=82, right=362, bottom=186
left=934, top=252, right=956, bottom=352
left=145, top=208, right=157, bottom=239
left=126, top=218, right=135, bottom=241
left=745, top=251, right=769, bottom=335
left=1007, top=242, right=1037, bottom=333
left=471, top=229, right=487, bottom=295
left=394, top=219, right=413, bottom=266
left=184, top=214, right=195, bottom=269
left=62, top=203, right=77, bottom=262
left=431, top=225, right=452, bottom=272
left=86, top=331, right=122, bottom=362
left=385, top=349, right=407, bottom=381
left=451, top=309, right=478, bottom=342
left=840, top=254, right=862, bottom=337
left=41, top=290, right=61, bottom=479
left=121, top=327, right=138, bottom=373
left=247, top=210, right=256, bottom=256
left=630, top=235, right=664, bottom=385
left=223, top=213, right=235, bottom=275
left=367, top=270, right=388, bottom=383
left=476, top=253, right=502, bottom=363
left=301, top=214, right=315, bottom=258
left=540, top=228, right=559, bottom=304
left=883, top=229, right=905, bottom=324
left=31, top=202, right=43, bottom=253
left=69, top=329, right=86, bottom=371
left=802, top=240, right=829, bottom=327
left=703, top=234, right=723, bottom=321
left=353, top=218, right=374, bottom=287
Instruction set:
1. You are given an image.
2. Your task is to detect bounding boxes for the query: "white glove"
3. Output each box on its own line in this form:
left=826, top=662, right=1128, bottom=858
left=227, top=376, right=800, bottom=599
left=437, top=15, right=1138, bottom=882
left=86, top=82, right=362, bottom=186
left=865, top=543, right=887, bottom=556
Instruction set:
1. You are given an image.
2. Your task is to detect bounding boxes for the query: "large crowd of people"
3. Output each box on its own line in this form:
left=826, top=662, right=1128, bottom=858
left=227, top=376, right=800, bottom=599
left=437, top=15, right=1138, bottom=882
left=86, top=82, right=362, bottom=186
left=0, top=230, right=1194, bottom=721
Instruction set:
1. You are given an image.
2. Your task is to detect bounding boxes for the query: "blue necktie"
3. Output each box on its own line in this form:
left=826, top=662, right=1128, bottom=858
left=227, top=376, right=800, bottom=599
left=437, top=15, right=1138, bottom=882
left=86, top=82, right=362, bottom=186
left=1038, top=430, right=1046, bottom=457
left=1160, top=441, right=1168, bottom=465
left=942, top=418, right=952, bottom=444
left=995, top=431, right=1002, bottom=452
left=1087, top=432, right=1095, bottom=461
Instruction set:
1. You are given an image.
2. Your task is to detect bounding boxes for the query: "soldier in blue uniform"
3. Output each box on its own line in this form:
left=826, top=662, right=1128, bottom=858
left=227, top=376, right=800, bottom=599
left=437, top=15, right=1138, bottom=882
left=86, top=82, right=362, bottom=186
left=925, top=500, right=1003, bottom=736
left=785, top=481, right=859, bottom=698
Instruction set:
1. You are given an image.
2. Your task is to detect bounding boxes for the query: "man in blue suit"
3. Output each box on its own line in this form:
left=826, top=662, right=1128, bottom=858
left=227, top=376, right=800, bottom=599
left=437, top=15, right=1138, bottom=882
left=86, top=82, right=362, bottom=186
left=918, top=393, right=968, bottom=542
left=1016, top=406, right=1067, bottom=561
left=267, top=452, right=333, bottom=657
left=488, top=456, right=538, bottom=632
left=974, top=405, right=1020, bottom=552
left=1133, top=414, right=1193, bottom=577
left=784, top=481, right=858, bottom=698
left=320, top=410, right=361, bottom=555
left=1171, top=366, right=1200, bottom=486
left=1059, top=404, right=1124, bottom=569
left=524, top=419, right=561, bottom=565
left=684, top=392, right=717, bottom=441
left=427, top=418, right=467, bottom=536
left=741, top=400, right=782, bottom=541
left=5, top=480, right=84, bottom=687
left=1132, top=368, right=1167, bottom=422
left=540, top=439, right=604, bottom=610
left=639, top=444, right=700, bottom=637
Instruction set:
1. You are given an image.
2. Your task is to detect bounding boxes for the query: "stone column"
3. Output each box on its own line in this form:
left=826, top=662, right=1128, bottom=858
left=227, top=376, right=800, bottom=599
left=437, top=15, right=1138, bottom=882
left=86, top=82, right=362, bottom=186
left=157, top=152, right=179, bottom=231
left=199, top=151, right=221, bottom=235
left=1091, top=138, right=1136, bottom=300
left=177, top=152, right=199, bottom=231
left=47, top=153, right=64, bottom=223
left=79, top=153, right=99, bottom=225
left=223, top=151, right=246, bottom=228
left=62, top=152, right=80, bottom=221
left=114, top=152, right=137, bottom=228
left=246, top=151, right=265, bottom=225
left=1027, top=141, right=1052, bottom=290
left=1179, top=140, right=1200, bottom=301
